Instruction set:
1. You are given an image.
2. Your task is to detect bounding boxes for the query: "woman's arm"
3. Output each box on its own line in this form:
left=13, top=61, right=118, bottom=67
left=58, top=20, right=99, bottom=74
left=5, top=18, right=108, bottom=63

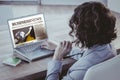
left=46, top=41, right=72, bottom=80
left=46, top=60, right=62, bottom=80
left=46, top=44, right=115, bottom=80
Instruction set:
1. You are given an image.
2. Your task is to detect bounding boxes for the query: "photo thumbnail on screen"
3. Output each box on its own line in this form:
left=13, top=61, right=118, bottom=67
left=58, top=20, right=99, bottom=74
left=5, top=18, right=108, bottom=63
left=13, top=26, right=36, bottom=45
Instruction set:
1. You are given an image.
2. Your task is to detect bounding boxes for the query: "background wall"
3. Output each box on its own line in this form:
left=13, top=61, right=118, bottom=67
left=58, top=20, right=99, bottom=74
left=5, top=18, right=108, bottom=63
left=108, top=0, right=120, bottom=13
left=41, top=0, right=107, bottom=6
left=0, top=0, right=120, bottom=56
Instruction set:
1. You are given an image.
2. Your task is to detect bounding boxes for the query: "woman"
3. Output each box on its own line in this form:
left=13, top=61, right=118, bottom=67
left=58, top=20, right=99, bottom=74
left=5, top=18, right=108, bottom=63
left=45, top=1, right=117, bottom=80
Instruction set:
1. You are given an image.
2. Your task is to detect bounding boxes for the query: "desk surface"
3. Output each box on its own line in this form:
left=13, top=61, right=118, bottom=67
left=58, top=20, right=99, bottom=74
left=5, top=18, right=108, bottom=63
left=0, top=56, right=76, bottom=80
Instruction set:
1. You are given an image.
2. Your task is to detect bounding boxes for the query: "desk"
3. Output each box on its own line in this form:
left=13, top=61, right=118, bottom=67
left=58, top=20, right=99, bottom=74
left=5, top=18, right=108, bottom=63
left=0, top=56, right=76, bottom=80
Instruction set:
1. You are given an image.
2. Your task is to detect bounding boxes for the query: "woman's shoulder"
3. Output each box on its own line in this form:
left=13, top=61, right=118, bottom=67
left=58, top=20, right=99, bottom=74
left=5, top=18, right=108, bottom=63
left=85, top=44, right=116, bottom=58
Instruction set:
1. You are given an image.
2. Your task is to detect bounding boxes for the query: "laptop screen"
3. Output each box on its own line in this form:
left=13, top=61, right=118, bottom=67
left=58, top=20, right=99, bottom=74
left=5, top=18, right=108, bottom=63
left=8, top=14, right=48, bottom=48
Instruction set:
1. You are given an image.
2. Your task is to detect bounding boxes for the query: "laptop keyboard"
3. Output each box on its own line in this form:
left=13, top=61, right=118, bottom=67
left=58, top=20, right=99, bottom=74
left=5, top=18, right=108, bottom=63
left=20, top=43, right=41, bottom=53
left=15, top=42, right=55, bottom=61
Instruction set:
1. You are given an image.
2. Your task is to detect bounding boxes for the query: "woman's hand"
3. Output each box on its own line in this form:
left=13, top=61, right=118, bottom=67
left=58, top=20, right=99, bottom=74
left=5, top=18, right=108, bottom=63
left=40, top=40, right=57, bottom=50
left=53, top=41, right=72, bottom=61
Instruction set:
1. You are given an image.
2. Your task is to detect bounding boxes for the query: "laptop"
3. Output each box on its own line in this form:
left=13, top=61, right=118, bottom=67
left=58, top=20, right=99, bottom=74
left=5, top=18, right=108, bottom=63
left=8, top=14, right=55, bottom=62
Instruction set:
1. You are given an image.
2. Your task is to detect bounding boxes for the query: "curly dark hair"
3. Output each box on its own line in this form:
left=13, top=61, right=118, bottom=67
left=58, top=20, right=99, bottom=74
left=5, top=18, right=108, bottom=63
left=69, top=1, right=117, bottom=48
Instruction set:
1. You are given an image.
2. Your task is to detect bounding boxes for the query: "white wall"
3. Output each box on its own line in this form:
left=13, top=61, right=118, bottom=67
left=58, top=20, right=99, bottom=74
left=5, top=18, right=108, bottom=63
left=0, top=6, right=13, bottom=26
left=0, top=0, right=108, bottom=6
left=0, top=0, right=38, bottom=1
left=108, top=0, right=120, bottom=13
left=41, top=0, right=107, bottom=6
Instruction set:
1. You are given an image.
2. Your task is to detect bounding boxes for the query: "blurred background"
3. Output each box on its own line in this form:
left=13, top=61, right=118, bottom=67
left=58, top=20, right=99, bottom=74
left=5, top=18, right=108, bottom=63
left=0, top=0, right=120, bottom=57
